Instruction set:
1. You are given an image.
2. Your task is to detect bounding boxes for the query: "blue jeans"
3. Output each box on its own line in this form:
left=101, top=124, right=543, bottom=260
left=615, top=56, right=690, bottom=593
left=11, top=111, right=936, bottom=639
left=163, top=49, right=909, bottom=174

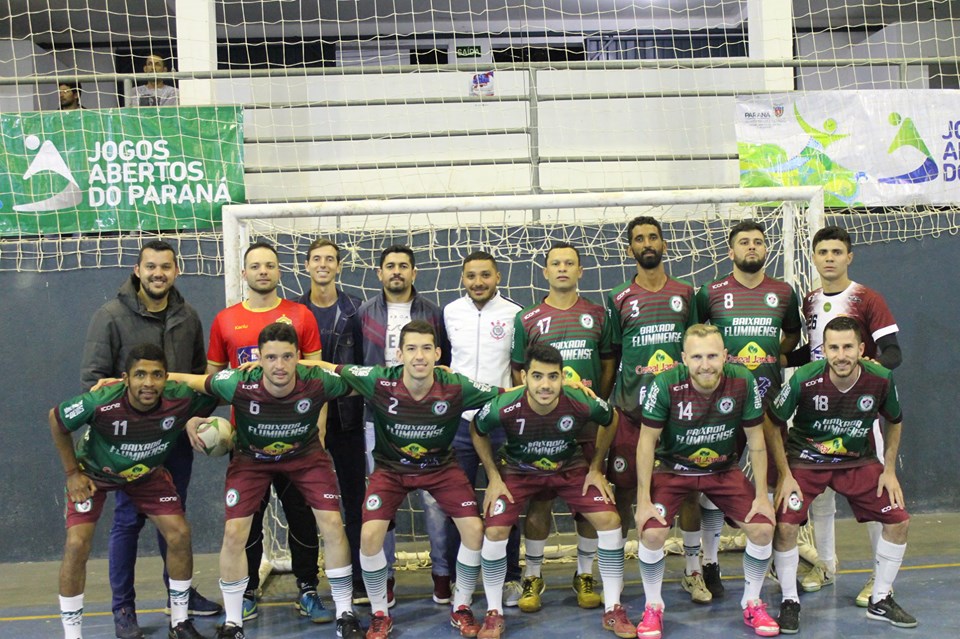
left=109, top=432, right=193, bottom=613
left=425, top=419, right=521, bottom=581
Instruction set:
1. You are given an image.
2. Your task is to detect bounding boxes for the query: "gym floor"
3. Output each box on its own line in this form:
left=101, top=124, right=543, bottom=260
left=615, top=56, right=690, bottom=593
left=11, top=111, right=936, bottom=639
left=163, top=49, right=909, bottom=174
left=3, top=513, right=956, bottom=638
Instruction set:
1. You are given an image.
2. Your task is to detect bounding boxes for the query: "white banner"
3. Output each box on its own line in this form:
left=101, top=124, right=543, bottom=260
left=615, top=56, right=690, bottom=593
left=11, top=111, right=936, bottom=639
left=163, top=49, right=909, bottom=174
left=735, top=90, right=960, bottom=206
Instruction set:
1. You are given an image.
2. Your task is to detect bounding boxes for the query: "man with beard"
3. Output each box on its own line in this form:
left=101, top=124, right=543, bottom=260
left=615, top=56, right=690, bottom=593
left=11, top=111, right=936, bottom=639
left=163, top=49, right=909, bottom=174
left=356, top=245, right=451, bottom=607
left=511, top=241, right=616, bottom=612
left=207, top=241, right=328, bottom=623
left=604, top=218, right=701, bottom=598
left=59, top=82, right=82, bottom=110
left=635, top=324, right=778, bottom=639
left=82, top=240, right=219, bottom=639
left=694, top=219, right=801, bottom=597
left=765, top=316, right=914, bottom=632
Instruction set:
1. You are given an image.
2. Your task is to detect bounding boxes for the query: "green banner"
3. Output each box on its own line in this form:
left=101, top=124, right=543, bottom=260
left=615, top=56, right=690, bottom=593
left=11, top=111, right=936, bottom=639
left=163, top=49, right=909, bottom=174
left=0, top=106, right=244, bottom=236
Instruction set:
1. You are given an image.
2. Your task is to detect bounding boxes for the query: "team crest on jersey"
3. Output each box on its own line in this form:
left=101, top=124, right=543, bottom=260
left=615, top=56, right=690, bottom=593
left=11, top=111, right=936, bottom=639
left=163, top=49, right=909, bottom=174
left=857, top=395, right=876, bottom=412
left=765, top=293, right=779, bottom=308
left=613, top=456, right=628, bottom=473
left=653, top=503, right=667, bottom=518
left=493, top=498, right=507, bottom=516
left=490, top=320, right=508, bottom=340
left=580, top=314, right=594, bottom=329
left=669, top=296, right=684, bottom=312
left=717, top=397, right=736, bottom=414
left=225, top=489, right=240, bottom=508
left=432, top=401, right=450, bottom=416
left=296, top=399, right=311, bottom=414
left=161, top=416, right=176, bottom=431
left=556, top=415, right=575, bottom=432
left=75, top=498, right=93, bottom=513
left=366, top=494, right=382, bottom=511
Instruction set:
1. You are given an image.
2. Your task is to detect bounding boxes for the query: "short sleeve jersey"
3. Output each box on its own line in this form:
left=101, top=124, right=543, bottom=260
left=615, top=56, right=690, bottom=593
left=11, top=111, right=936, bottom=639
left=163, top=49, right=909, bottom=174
left=55, top=382, right=217, bottom=484
left=767, top=359, right=902, bottom=468
left=206, top=365, right=350, bottom=460
left=642, top=364, right=763, bottom=474
left=511, top=297, right=613, bottom=388
left=337, top=364, right=500, bottom=473
left=606, top=277, right=697, bottom=419
left=803, top=282, right=897, bottom=361
left=207, top=299, right=322, bottom=368
left=475, top=386, right=614, bottom=474
left=696, top=274, right=801, bottom=400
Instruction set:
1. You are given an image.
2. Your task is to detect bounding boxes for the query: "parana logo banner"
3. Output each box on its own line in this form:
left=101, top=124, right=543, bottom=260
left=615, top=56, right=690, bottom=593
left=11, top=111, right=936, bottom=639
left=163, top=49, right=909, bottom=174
left=736, top=90, right=960, bottom=207
left=0, top=106, right=244, bottom=236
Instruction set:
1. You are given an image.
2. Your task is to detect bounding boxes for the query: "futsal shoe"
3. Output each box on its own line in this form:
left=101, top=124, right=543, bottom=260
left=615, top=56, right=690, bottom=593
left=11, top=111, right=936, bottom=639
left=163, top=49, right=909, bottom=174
left=800, top=558, right=835, bottom=592
left=297, top=590, right=335, bottom=623
left=502, top=580, right=523, bottom=607
left=366, top=611, right=393, bottom=639
left=680, top=571, right=712, bottom=604
left=450, top=605, right=482, bottom=637
left=572, top=572, right=602, bottom=609
left=742, top=599, right=780, bottom=637
left=866, top=594, right=917, bottom=628
left=113, top=607, right=145, bottom=639
left=777, top=599, right=801, bottom=634
left=517, top=576, right=545, bottom=612
left=167, top=620, right=205, bottom=639
left=477, top=610, right=505, bottom=639
left=635, top=603, right=664, bottom=639
left=601, top=603, right=635, bottom=638
left=702, top=562, right=725, bottom=598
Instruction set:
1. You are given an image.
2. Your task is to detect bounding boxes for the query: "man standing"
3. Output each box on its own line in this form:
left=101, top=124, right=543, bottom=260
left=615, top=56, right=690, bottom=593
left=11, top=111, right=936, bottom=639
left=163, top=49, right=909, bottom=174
left=129, top=54, right=179, bottom=106
left=766, top=316, right=915, bottom=632
left=330, top=321, right=500, bottom=639
left=694, top=219, right=801, bottom=597
left=511, top=241, right=615, bottom=612
left=604, top=217, right=702, bottom=599
left=52, top=344, right=217, bottom=639
left=181, top=323, right=363, bottom=639
left=81, top=239, right=220, bottom=639
left=784, top=225, right=902, bottom=604
left=472, top=344, right=633, bottom=639
left=207, top=241, right=328, bottom=623
left=298, top=238, right=368, bottom=600
left=635, top=325, right=778, bottom=639
left=356, top=244, right=451, bottom=605
left=439, top=251, right=524, bottom=606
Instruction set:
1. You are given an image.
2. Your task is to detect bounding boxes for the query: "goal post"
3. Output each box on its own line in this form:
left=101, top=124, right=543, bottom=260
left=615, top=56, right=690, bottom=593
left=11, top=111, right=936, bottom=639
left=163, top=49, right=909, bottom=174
left=220, top=185, right=825, bottom=576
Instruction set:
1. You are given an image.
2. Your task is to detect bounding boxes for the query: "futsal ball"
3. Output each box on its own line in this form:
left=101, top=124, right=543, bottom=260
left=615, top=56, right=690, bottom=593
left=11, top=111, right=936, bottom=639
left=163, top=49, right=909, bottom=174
left=196, top=416, right=234, bottom=457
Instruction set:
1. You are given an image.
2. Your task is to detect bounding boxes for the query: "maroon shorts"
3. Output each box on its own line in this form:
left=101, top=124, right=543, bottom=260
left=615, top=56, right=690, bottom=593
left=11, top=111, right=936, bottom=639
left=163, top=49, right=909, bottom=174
left=485, top=467, right=617, bottom=528
left=64, top=468, right=182, bottom=529
left=642, top=468, right=773, bottom=531
left=607, top=409, right=640, bottom=489
left=363, top=464, right=479, bottom=523
left=224, top=447, right=341, bottom=520
left=777, top=463, right=910, bottom=526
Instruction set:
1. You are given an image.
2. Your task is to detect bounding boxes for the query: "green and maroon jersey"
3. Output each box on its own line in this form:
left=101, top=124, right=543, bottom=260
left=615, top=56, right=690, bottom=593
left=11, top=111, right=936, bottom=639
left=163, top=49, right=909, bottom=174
left=767, top=359, right=902, bottom=468
left=206, top=365, right=350, bottom=460
left=606, top=277, right=697, bottom=420
left=337, top=364, right=500, bottom=473
left=696, top=274, right=801, bottom=401
left=55, top=381, right=217, bottom=485
left=475, top=386, right=614, bottom=474
left=511, top=297, right=613, bottom=389
left=642, top=363, right=763, bottom=474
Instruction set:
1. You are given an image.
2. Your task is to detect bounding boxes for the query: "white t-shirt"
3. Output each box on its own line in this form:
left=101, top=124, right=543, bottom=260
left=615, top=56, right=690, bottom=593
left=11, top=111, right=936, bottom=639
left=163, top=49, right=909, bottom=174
left=384, top=301, right=412, bottom=366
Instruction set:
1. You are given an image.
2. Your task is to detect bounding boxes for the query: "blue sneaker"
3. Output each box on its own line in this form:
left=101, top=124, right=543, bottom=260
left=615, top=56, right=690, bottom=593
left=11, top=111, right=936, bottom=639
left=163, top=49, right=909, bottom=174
left=242, top=596, right=259, bottom=622
left=298, top=590, right=334, bottom=624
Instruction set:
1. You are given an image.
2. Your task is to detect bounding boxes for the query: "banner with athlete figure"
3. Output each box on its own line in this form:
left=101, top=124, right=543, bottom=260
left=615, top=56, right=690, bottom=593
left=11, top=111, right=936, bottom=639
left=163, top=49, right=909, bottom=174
left=736, top=90, right=960, bottom=207
left=0, top=106, right=244, bottom=236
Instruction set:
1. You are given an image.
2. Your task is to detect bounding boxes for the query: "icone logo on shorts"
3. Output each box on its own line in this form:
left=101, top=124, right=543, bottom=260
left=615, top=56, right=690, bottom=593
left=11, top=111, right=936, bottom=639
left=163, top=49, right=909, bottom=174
left=366, top=494, right=382, bottom=511
left=296, top=399, right=311, bottom=414
left=492, top=498, right=507, bottom=516
left=556, top=415, right=575, bottom=432
left=613, top=456, right=627, bottom=473
left=225, top=489, right=240, bottom=507
left=579, top=314, right=594, bottom=329
left=161, top=416, right=175, bottom=431
left=75, top=498, right=93, bottom=513
left=432, top=401, right=450, bottom=416
left=857, top=395, right=875, bottom=412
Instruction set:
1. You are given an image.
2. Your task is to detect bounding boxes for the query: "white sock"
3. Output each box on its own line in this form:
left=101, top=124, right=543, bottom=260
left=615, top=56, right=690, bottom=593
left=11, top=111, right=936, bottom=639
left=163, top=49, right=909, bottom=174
left=481, top=538, right=508, bottom=614
left=699, top=498, right=725, bottom=566
left=524, top=538, right=546, bottom=578
left=638, top=544, right=666, bottom=607
left=220, top=576, right=248, bottom=628
left=59, top=594, right=84, bottom=639
left=872, top=537, right=906, bottom=603
left=360, top=550, right=390, bottom=615
left=810, top=490, right=837, bottom=568
left=866, top=521, right=882, bottom=575
left=774, top=548, right=800, bottom=602
left=577, top=535, right=598, bottom=576
left=597, top=529, right=625, bottom=611
left=168, top=578, right=192, bottom=627
left=741, top=540, right=772, bottom=608
left=326, top=565, right=355, bottom=618
left=682, top=529, right=702, bottom=574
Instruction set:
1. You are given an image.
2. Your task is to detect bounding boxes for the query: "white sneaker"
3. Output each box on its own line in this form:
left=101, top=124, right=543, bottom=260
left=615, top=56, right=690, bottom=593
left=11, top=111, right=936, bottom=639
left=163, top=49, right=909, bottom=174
left=502, top=580, right=523, bottom=607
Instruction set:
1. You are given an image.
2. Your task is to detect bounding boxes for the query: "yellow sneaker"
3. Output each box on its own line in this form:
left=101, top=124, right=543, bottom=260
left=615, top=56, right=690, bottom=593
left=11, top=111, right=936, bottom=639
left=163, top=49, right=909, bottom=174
left=681, top=571, right=712, bottom=604
left=572, top=572, right=602, bottom=609
left=800, top=559, right=836, bottom=593
left=517, top=576, right=546, bottom=613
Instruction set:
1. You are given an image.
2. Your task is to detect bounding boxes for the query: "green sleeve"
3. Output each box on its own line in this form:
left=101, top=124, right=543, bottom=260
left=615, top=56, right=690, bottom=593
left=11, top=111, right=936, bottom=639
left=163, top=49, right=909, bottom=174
left=744, top=374, right=764, bottom=421
left=881, top=373, right=903, bottom=422
left=769, top=371, right=800, bottom=423
left=301, top=365, right=352, bottom=399
left=641, top=375, right=670, bottom=425
left=589, top=396, right=614, bottom=427
left=56, top=392, right=99, bottom=433
left=474, top=399, right=501, bottom=436
left=460, top=374, right=502, bottom=409
left=337, top=364, right=381, bottom=399
left=206, top=368, right=240, bottom=403
left=511, top=312, right=528, bottom=366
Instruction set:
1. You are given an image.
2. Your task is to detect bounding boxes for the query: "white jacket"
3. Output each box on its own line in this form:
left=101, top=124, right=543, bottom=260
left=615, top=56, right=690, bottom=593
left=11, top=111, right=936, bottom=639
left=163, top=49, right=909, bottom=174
left=443, top=291, right=522, bottom=420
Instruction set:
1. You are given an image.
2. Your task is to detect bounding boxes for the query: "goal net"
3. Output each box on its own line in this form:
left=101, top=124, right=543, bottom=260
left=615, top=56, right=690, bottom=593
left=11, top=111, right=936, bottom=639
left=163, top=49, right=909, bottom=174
left=222, top=186, right=824, bottom=573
